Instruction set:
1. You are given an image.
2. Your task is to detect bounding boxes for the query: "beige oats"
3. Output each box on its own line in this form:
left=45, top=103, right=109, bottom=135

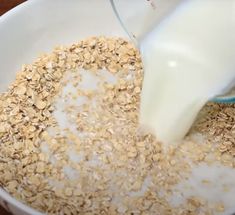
left=0, top=36, right=233, bottom=215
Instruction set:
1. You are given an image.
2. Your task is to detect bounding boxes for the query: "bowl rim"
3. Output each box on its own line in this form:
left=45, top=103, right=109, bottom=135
left=0, top=2, right=44, bottom=214
left=0, top=188, right=43, bottom=215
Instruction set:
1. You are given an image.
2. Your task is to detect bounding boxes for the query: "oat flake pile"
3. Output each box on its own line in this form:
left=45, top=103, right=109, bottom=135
left=0, top=37, right=235, bottom=215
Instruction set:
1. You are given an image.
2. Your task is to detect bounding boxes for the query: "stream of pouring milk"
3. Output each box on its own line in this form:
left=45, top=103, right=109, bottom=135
left=140, top=0, right=235, bottom=144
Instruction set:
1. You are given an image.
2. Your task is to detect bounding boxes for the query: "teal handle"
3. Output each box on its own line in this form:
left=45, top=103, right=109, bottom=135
left=212, top=96, right=235, bottom=104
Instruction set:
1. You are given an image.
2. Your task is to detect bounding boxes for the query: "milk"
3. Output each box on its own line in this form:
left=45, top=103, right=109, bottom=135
left=140, top=0, right=235, bottom=144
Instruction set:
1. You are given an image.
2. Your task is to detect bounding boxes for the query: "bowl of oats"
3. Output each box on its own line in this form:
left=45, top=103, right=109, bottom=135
left=1, top=0, right=235, bottom=215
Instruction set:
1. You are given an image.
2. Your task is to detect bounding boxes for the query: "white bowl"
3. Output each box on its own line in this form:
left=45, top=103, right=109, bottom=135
left=2, top=1, right=235, bottom=215
left=0, top=0, right=126, bottom=214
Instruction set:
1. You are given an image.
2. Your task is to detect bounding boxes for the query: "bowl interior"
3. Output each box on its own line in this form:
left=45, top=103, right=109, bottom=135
left=0, top=0, right=126, bottom=214
left=0, top=0, right=127, bottom=92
